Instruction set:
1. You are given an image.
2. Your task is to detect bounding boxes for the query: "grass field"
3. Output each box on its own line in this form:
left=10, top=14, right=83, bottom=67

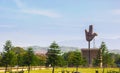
left=23, top=68, right=120, bottom=73
left=22, top=68, right=119, bottom=73
left=0, top=67, right=120, bottom=73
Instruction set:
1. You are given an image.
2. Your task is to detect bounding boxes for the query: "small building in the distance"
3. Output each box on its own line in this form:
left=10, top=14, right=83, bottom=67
left=81, top=48, right=99, bottom=66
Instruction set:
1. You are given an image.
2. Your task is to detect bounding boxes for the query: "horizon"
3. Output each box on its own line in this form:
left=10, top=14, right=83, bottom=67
left=0, top=0, right=120, bottom=51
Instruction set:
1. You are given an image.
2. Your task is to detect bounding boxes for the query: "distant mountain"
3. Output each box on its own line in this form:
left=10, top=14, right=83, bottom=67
left=109, top=49, right=120, bottom=54
left=24, top=46, right=48, bottom=54
left=24, top=46, right=120, bottom=54
left=24, top=46, right=80, bottom=54
left=60, top=46, right=80, bottom=53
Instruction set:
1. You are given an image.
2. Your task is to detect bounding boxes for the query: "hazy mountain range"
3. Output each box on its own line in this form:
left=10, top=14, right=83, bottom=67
left=24, top=46, right=120, bottom=54
left=24, top=46, right=80, bottom=54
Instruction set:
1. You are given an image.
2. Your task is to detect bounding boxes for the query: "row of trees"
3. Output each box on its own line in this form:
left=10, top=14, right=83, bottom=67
left=93, top=42, right=120, bottom=67
left=0, top=40, right=120, bottom=73
left=46, top=42, right=85, bottom=73
left=0, top=40, right=46, bottom=73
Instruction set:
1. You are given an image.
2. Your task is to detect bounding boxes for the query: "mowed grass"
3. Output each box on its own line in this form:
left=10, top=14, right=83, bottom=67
left=23, top=68, right=120, bottom=73
left=0, top=67, right=120, bottom=73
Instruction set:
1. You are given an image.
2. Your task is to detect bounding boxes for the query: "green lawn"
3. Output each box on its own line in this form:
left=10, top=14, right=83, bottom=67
left=0, top=68, right=120, bottom=73
left=23, top=68, right=120, bottom=73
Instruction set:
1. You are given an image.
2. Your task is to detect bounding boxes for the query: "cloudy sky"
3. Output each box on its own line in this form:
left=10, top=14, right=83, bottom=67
left=0, top=0, right=120, bottom=51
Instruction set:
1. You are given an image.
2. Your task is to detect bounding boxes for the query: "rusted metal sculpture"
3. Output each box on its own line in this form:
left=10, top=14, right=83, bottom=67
left=85, top=25, right=97, bottom=67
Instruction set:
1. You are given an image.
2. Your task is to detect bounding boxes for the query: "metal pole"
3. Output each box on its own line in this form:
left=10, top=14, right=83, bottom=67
left=88, top=41, right=91, bottom=67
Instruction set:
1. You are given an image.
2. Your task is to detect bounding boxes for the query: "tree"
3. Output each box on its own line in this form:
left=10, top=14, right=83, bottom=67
left=72, top=51, right=82, bottom=72
left=35, top=54, right=46, bottom=66
left=63, top=51, right=82, bottom=72
left=100, top=42, right=113, bottom=67
left=81, top=57, right=87, bottom=67
left=12, top=47, right=26, bottom=72
left=57, top=55, right=66, bottom=67
left=103, top=53, right=114, bottom=67
left=100, top=42, right=108, bottom=55
left=114, top=54, right=120, bottom=67
left=1, top=40, right=14, bottom=73
left=93, top=55, right=100, bottom=67
left=24, top=47, right=34, bottom=73
left=46, top=41, right=61, bottom=73
left=93, top=42, right=114, bottom=67
left=115, top=58, right=120, bottom=67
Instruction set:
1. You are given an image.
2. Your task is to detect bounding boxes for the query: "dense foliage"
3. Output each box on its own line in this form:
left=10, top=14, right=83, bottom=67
left=93, top=42, right=115, bottom=67
left=0, top=40, right=120, bottom=73
left=46, top=41, right=62, bottom=73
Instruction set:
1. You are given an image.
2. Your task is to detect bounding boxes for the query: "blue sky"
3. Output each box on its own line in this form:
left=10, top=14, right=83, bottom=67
left=0, top=0, right=120, bottom=51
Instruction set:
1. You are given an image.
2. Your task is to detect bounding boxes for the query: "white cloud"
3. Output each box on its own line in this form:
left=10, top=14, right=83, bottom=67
left=0, top=7, right=62, bottom=18
left=9, top=0, right=62, bottom=18
left=21, top=9, right=62, bottom=18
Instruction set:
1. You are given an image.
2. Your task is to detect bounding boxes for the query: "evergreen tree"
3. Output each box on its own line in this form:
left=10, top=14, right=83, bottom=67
left=46, top=41, right=61, bottom=73
left=93, top=42, right=114, bottom=67
left=1, top=40, right=14, bottom=73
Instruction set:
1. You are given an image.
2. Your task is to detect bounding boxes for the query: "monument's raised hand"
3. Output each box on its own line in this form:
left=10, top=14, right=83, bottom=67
left=85, top=25, right=97, bottom=42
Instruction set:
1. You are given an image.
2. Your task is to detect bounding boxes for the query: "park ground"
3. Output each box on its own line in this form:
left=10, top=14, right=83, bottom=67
left=0, top=67, right=120, bottom=73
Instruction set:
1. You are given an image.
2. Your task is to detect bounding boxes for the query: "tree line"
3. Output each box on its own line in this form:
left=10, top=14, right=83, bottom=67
left=0, top=40, right=120, bottom=73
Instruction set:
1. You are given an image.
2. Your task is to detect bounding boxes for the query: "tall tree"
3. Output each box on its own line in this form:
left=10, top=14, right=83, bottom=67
left=93, top=42, right=108, bottom=67
left=1, top=40, right=14, bottom=73
left=24, top=47, right=34, bottom=73
left=46, top=41, right=61, bottom=73
left=100, top=42, right=113, bottom=67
